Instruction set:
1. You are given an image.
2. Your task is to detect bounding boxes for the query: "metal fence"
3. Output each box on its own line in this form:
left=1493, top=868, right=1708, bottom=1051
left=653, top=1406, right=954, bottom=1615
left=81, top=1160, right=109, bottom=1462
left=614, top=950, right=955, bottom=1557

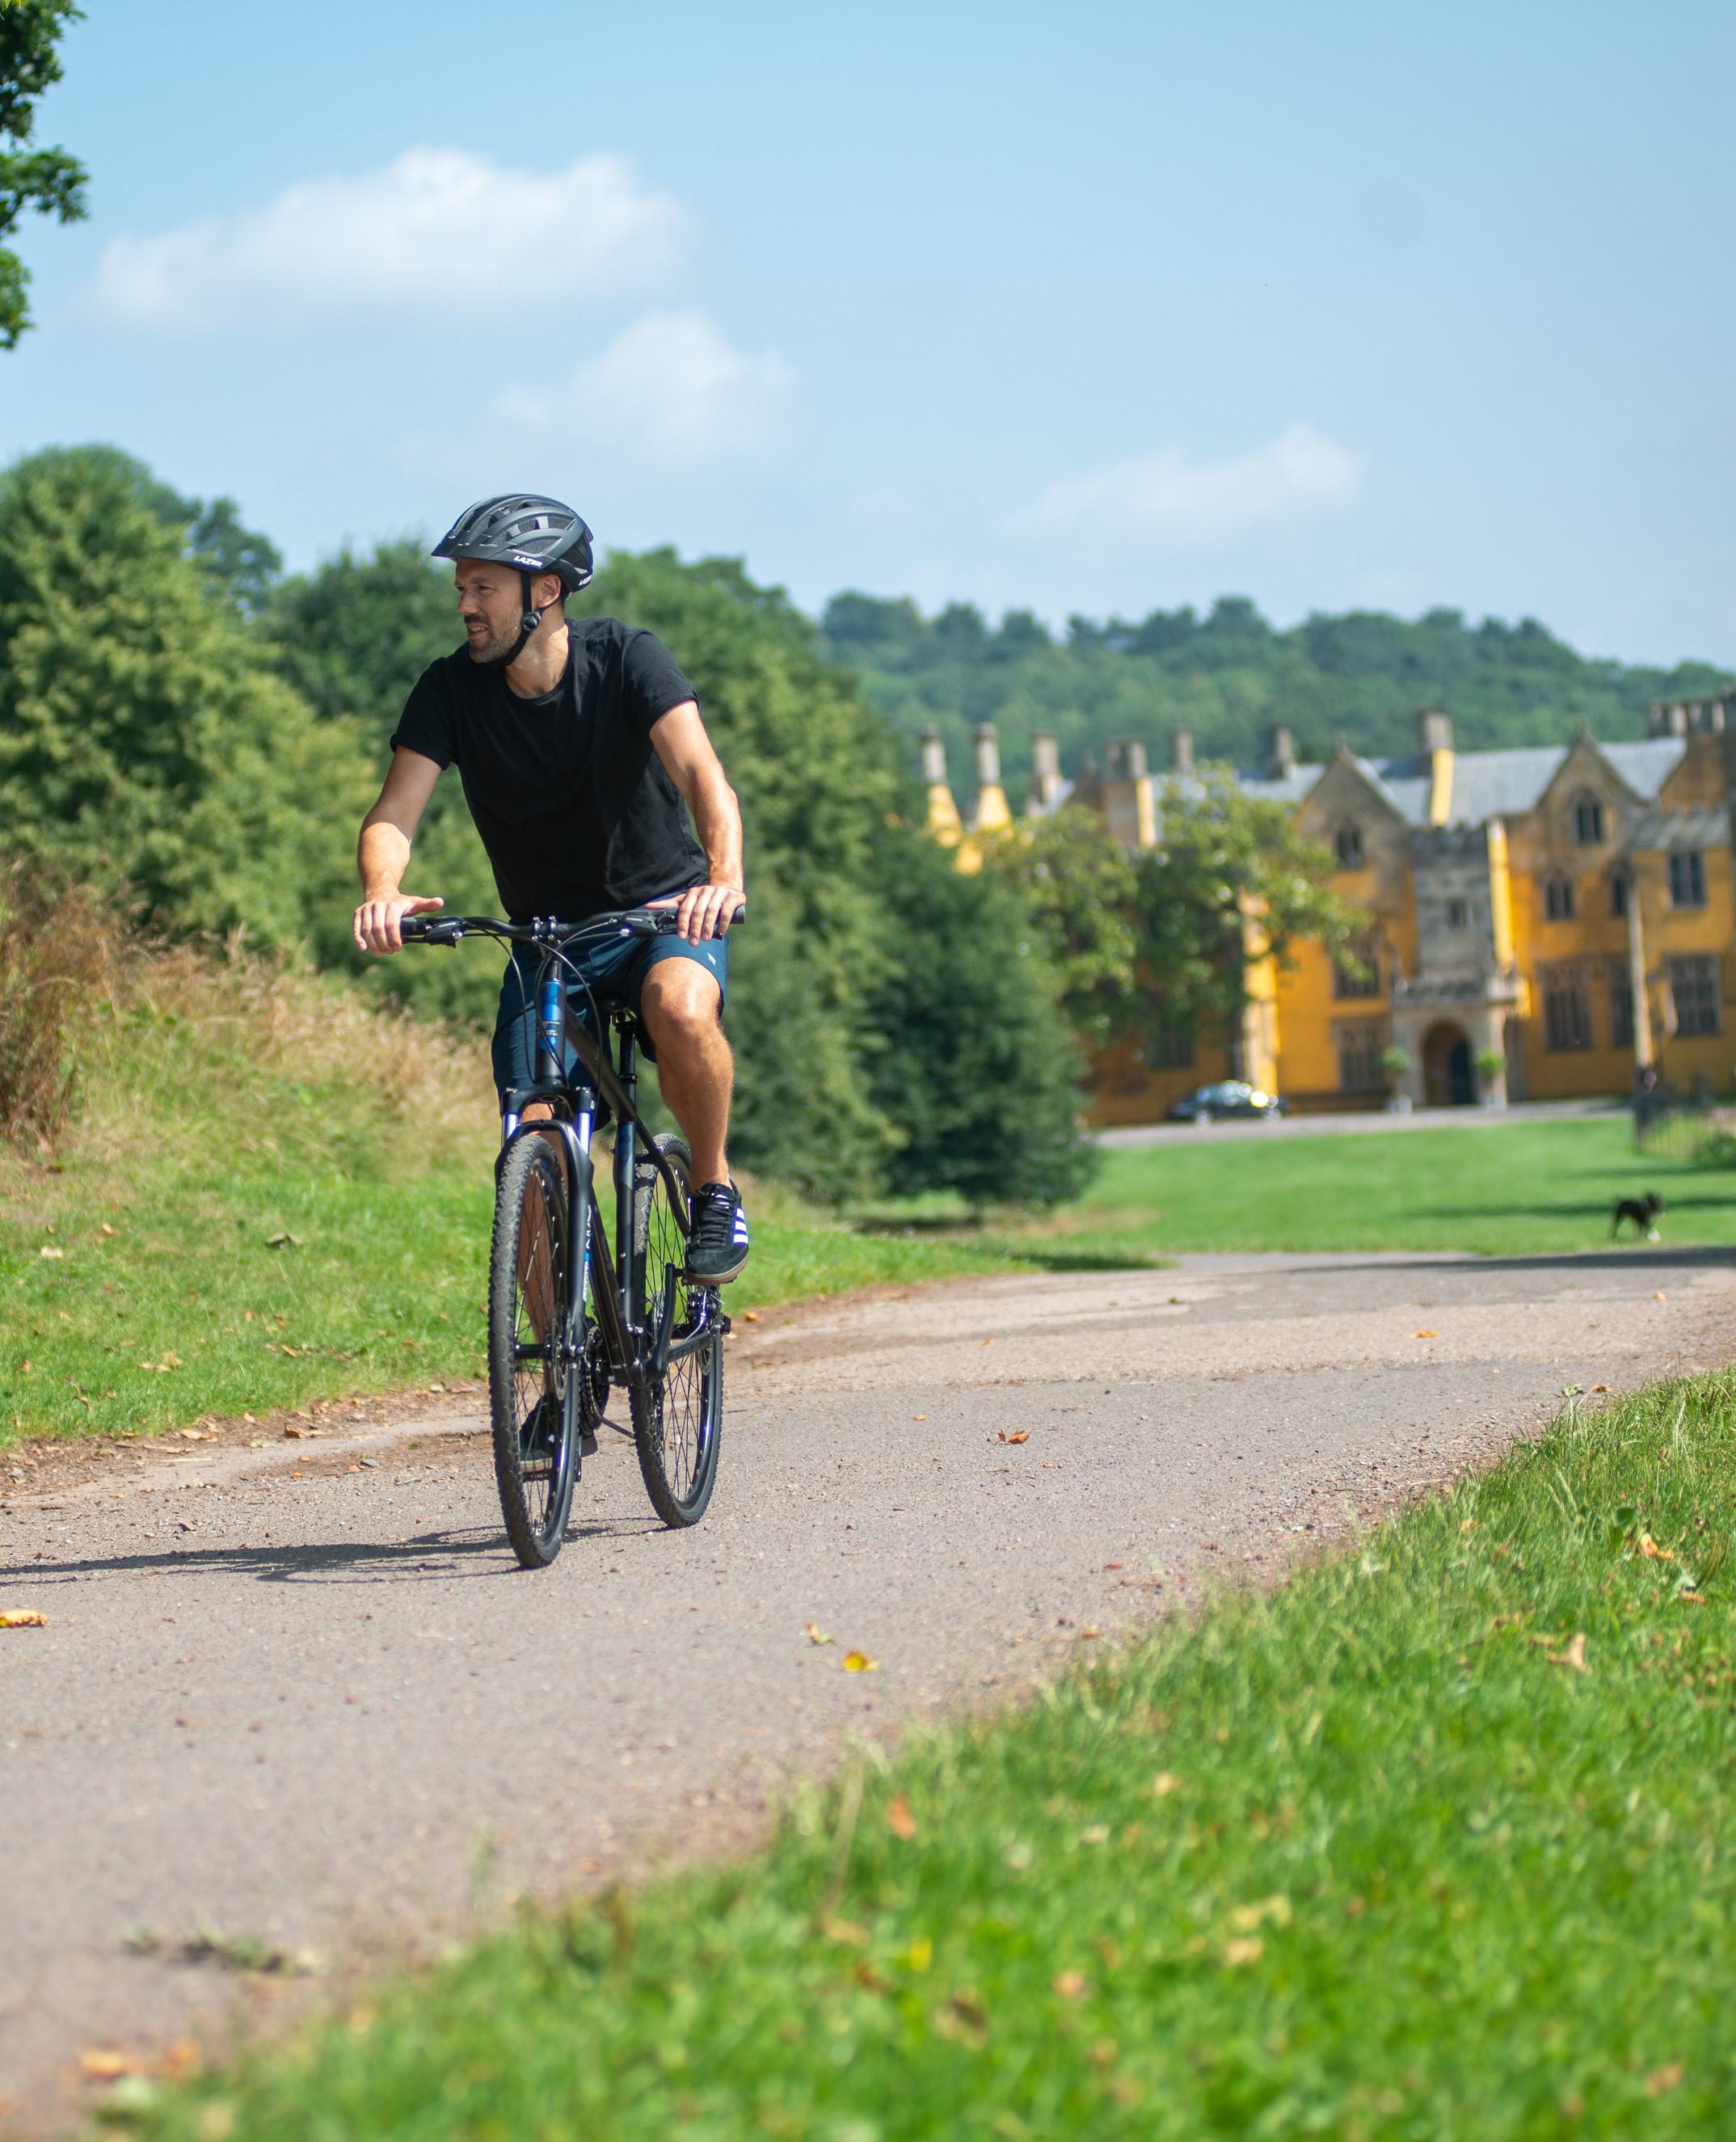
left=1633, top=1086, right=1736, bottom=1162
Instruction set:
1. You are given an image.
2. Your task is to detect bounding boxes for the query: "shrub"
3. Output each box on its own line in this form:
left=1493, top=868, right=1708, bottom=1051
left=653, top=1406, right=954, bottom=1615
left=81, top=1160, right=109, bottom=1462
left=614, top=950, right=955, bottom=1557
left=0, top=859, right=124, bottom=1145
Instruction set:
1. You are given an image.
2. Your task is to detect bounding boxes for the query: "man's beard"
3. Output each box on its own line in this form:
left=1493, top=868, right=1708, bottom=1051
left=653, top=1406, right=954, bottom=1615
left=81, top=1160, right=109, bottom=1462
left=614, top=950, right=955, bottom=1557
left=465, top=619, right=520, bottom=665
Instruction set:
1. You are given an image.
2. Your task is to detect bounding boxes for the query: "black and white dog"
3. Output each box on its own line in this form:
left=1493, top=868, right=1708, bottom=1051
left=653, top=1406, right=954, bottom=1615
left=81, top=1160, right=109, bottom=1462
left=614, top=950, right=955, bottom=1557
left=1612, top=1191, right=1664, bottom=1241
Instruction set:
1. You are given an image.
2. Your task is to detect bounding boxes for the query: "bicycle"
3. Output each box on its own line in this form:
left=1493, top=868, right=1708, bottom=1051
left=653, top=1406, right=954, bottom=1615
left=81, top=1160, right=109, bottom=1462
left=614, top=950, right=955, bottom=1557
left=402, top=906, right=735, bottom=1568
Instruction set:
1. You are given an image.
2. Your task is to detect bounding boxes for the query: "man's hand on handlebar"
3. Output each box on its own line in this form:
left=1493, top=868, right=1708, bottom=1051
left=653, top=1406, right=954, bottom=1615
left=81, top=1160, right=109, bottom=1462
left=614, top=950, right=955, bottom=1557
left=355, top=892, right=445, bottom=955
left=654, top=882, right=745, bottom=944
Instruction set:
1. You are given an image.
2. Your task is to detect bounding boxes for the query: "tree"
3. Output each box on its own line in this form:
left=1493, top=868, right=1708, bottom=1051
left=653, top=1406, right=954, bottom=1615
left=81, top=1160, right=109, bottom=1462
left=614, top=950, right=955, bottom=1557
left=1132, top=773, right=1362, bottom=1064
left=867, top=828, right=1094, bottom=1209
left=0, top=445, right=371, bottom=959
left=981, top=810, right=1140, bottom=1045
left=1, top=0, right=87, bottom=349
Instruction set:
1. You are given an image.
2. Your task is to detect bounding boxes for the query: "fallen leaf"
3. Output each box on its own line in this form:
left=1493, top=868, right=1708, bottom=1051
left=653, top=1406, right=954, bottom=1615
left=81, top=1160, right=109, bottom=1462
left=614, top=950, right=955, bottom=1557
left=913, top=1413, right=927, bottom=1422
left=1548, top=1631, right=1590, bottom=1674
left=1103, top=1561, right=1123, bottom=1571
left=1637, top=1531, right=1676, bottom=1562
left=0, top=1609, right=48, bottom=1629
left=1221, top=1937, right=1263, bottom=1967
left=1460, top=1517, right=1479, bottom=1533
left=1052, top=1969, right=1089, bottom=2001
left=1592, top=1384, right=1610, bottom=1393
left=886, top=1794, right=918, bottom=1841
left=1152, top=1772, right=1182, bottom=1798
left=1079, top=1824, right=1110, bottom=1845
left=178, top=1428, right=206, bottom=1441
left=79, top=2049, right=140, bottom=2080
left=1654, top=1291, right=1668, bottom=1301
left=1645, top=2063, right=1686, bottom=2098
left=1679, top=1591, right=1708, bottom=1606
left=742, top=1309, right=760, bottom=1322
left=842, top=1649, right=879, bottom=1673
left=282, top=1424, right=310, bottom=1440
left=823, top=1918, right=867, bottom=1946
left=804, top=1621, right=833, bottom=1646
left=1413, top=1329, right=1439, bottom=1339
left=1229, top=1894, right=1291, bottom=1932
left=998, top=1430, right=1029, bottom=1444
left=265, top=1231, right=304, bottom=1249
left=1078, top=1625, right=1102, bottom=1640
left=99, top=1223, right=116, bottom=1236
left=39, top=1246, right=64, bottom=1260
left=980, top=1335, right=994, bottom=1347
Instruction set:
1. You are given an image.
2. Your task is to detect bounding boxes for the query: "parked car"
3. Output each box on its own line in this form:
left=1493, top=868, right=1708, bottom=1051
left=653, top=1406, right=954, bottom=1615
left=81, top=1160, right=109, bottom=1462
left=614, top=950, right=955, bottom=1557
left=1166, top=1080, right=1287, bottom=1123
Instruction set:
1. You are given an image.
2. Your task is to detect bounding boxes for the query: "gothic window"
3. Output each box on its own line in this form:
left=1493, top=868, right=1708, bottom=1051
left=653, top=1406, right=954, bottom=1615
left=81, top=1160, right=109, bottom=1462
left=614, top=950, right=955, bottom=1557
left=1446, top=896, right=1468, bottom=930
left=1148, top=1021, right=1196, bottom=1070
left=1542, top=874, right=1576, bottom=922
left=1607, top=962, right=1634, bottom=1048
left=1669, top=955, right=1720, bottom=1036
left=1540, top=963, right=1593, bottom=1051
left=1609, top=868, right=1630, bottom=918
left=1334, top=824, right=1364, bottom=869
left=1668, top=851, right=1707, bottom=909
left=1572, top=792, right=1605, bottom=845
left=1335, top=1021, right=1387, bottom=1092
left=1333, top=930, right=1382, bottom=1000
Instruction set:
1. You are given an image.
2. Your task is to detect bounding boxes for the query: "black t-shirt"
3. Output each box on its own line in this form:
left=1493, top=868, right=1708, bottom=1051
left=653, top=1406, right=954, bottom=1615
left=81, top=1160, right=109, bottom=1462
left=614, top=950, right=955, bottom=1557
left=390, top=618, right=708, bottom=921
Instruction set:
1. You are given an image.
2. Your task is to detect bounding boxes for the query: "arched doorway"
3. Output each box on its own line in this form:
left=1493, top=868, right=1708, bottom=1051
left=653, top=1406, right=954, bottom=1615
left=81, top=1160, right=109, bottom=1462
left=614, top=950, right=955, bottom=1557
left=1422, top=1020, right=1473, bottom=1107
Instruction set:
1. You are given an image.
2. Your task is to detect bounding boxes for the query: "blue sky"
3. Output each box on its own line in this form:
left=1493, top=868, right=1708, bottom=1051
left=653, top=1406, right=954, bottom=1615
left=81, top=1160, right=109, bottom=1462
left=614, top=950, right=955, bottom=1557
left=4, top=0, right=1733, bottom=664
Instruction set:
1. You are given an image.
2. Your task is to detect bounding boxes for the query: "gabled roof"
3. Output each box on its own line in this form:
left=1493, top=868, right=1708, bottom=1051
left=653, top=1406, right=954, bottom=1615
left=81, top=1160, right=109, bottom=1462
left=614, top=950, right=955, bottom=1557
left=1237, top=735, right=1691, bottom=829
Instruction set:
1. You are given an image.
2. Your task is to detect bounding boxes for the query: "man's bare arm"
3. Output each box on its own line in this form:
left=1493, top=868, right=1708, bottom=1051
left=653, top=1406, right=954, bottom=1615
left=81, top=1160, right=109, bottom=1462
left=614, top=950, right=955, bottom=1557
left=650, top=701, right=745, bottom=942
left=355, top=747, right=445, bottom=954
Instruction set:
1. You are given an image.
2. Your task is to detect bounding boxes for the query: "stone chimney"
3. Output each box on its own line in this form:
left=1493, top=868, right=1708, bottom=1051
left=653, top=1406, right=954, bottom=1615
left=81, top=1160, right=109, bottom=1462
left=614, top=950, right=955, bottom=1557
left=1102, top=737, right=1157, bottom=850
left=1029, top=732, right=1065, bottom=811
left=1417, top=706, right=1453, bottom=754
left=1170, top=727, right=1195, bottom=777
left=1266, top=723, right=1296, bottom=778
left=1668, top=703, right=1689, bottom=736
left=919, top=726, right=961, bottom=844
left=1418, top=706, right=1454, bottom=827
left=968, top=721, right=1012, bottom=834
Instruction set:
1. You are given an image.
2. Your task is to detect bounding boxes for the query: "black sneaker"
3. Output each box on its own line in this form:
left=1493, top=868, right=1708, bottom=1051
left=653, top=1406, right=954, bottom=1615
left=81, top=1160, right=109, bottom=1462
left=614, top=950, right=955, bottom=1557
left=686, top=1179, right=749, bottom=1283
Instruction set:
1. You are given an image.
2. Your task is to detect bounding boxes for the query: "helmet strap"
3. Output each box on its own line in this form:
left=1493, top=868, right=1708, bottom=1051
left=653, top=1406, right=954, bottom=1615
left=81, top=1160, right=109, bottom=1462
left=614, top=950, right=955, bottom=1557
left=499, top=569, right=553, bottom=668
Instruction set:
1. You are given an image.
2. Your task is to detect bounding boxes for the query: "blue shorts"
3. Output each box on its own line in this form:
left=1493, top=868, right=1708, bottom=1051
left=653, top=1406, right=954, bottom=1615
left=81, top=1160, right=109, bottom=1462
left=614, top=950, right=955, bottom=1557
left=491, top=927, right=727, bottom=1106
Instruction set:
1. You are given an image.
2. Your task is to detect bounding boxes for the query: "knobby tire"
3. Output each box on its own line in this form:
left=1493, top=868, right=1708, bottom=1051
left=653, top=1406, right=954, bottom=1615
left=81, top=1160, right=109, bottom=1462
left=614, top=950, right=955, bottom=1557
left=488, top=1134, right=581, bottom=1568
left=629, top=1134, right=723, bottom=1527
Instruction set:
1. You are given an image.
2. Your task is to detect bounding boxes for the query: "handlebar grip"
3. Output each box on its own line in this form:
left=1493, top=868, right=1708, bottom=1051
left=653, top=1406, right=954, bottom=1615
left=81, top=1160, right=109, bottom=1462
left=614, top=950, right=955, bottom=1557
left=398, top=914, right=461, bottom=946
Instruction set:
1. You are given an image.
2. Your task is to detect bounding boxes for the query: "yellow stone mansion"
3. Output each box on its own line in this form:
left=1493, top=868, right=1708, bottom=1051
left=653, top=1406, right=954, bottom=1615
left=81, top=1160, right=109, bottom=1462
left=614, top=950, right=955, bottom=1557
left=921, top=700, right=1736, bottom=1122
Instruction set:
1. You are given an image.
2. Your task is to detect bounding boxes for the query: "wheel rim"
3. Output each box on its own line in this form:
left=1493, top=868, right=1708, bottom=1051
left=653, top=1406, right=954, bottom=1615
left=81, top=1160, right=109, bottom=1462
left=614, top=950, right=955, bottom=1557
left=512, top=1150, right=569, bottom=1532
left=641, top=1164, right=715, bottom=1506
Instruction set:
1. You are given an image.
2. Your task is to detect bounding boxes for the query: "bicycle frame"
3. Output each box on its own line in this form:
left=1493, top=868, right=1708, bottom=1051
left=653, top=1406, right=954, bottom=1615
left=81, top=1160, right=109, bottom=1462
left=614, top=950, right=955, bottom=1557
left=482, top=921, right=709, bottom=1394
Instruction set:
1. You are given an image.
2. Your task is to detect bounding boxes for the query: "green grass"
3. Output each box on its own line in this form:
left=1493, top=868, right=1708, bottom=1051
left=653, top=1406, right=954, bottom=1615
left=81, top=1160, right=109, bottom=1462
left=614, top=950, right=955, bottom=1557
left=116, top=1372, right=1736, bottom=2138
left=866, top=1114, right=1736, bottom=1267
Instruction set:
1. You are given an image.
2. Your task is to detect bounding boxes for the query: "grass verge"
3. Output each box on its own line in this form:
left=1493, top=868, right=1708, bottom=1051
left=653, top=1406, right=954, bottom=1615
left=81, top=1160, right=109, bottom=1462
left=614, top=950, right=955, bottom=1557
left=118, top=1371, right=1736, bottom=2137
left=0, top=943, right=1140, bottom=1450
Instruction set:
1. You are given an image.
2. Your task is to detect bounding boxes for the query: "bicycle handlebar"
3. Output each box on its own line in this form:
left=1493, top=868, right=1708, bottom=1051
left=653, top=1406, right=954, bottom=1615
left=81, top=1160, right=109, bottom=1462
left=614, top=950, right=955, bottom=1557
left=398, top=904, right=744, bottom=949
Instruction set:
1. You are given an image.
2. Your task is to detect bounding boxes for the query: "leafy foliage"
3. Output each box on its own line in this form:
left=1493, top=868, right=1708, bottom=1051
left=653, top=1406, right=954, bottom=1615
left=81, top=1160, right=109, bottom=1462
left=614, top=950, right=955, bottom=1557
left=0, top=445, right=370, bottom=959
left=825, top=589, right=1735, bottom=797
left=987, top=776, right=1360, bottom=1056
left=0, top=0, right=86, bottom=349
left=867, top=829, right=1093, bottom=1208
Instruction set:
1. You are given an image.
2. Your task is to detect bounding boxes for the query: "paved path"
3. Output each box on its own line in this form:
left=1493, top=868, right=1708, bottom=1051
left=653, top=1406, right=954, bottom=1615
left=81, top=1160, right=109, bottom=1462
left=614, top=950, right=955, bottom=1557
left=3, top=1246, right=1734, bottom=2131
left=1098, top=1097, right=1624, bottom=1146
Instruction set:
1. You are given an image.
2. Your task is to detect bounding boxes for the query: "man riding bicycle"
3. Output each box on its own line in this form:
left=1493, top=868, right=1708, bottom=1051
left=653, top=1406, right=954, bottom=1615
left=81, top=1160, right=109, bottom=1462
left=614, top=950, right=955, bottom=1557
left=353, top=493, right=750, bottom=1285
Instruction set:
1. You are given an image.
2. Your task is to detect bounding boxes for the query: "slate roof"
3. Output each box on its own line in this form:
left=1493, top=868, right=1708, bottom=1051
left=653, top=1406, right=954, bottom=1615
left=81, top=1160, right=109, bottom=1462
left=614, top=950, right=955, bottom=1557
left=1237, top=736, right=1692, bottom=829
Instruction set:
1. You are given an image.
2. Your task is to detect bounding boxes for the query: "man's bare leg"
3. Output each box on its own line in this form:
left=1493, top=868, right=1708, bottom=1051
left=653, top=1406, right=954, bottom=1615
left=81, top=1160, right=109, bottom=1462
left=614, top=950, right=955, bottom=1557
left=639, top=960, right=732, bottom=1186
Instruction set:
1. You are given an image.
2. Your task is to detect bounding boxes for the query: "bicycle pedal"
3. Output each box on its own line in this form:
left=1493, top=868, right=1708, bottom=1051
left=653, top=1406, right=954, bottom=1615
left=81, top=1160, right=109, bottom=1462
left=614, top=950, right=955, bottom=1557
left=718, top=1314, right=732, bottom=1336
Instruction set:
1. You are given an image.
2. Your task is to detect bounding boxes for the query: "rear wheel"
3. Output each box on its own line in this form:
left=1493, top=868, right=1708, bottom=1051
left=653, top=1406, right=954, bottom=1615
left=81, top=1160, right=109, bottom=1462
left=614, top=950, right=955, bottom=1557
left=630, top=1135, right=723, bottom=1527
left=488, top=1134, right=581, bottom=1567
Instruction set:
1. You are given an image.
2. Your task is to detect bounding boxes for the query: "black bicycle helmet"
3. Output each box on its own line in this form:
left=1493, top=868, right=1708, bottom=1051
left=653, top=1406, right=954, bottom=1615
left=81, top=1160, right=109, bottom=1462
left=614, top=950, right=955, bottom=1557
left=432, top=493, right=594, bottom=591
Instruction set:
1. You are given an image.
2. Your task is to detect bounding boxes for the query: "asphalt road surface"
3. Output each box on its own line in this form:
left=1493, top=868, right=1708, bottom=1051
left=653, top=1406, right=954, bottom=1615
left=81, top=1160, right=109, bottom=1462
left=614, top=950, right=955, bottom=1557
left=3, top=1246, right=1734, bottom=2132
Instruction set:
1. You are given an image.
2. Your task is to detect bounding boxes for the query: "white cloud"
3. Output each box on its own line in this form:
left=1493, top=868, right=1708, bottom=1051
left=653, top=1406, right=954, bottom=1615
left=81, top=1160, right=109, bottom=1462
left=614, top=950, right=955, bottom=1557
left=1013, top=424, right=1365, bottom=550
left=494, top=312, right=794, bottom=470
left=87, top=150, right=687, bottom=331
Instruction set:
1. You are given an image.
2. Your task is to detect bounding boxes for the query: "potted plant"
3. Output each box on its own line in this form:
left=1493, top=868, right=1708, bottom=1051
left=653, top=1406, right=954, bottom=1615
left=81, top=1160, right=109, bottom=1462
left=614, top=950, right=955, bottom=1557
left=1475, top=1046, right=1506, bottom=1107
left=1379, top=1044, right=1412, bottom=1112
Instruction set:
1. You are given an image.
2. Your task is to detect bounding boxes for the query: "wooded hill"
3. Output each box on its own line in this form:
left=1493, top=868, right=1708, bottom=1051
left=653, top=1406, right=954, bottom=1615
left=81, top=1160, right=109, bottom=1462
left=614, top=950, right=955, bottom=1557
left=821, top=592, right=1734, bottom=795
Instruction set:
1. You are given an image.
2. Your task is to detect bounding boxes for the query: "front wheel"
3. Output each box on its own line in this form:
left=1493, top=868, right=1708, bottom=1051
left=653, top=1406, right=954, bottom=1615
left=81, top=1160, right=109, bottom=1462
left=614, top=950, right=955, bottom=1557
left=488, top=1133, right=581, bottom=1567
left=630, top=1135, right=723, bottom=1527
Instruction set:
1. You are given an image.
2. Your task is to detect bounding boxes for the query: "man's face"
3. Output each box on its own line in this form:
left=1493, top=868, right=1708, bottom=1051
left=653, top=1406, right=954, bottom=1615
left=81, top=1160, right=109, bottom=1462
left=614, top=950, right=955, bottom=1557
left=453, top=559, right=522, bottom=664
